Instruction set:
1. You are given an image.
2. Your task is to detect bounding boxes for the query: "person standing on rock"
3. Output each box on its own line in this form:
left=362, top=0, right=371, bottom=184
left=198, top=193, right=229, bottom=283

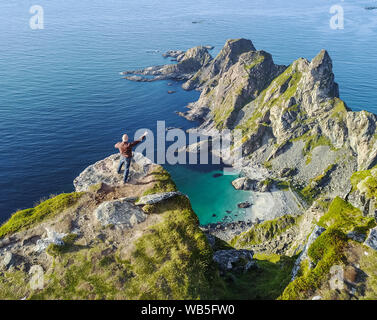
left=115, top=131, right=148, bottom=184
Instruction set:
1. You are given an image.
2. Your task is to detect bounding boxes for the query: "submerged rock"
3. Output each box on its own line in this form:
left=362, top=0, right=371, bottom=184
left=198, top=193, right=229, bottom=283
left=237, top=201, right=252, bottom=208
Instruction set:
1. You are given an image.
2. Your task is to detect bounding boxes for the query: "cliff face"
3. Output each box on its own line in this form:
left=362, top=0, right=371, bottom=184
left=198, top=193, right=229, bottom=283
left=164, top=39, right=377, bottom=208
left=2, top=39, right=377, bottom=300
left=124, top=39, right=377, bottom=207
left=182, top=39, right=286, bottom=128
left=0, top=154, right=227, bottom=299
left=178, top=39, right=377, bottom=300
left=123, top=38, right=377, bottom=300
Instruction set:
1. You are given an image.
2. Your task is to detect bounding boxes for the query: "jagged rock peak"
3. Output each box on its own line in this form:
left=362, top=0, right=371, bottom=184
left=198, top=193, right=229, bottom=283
left=180, top=46, right=212, bottom=65
left=306, top=49, right=339, bottom=99
left=211, top=38, right=256, bottom=70
left=218, top=38, right=256, bottom=58
left=310, top=49, right=332, bottom=70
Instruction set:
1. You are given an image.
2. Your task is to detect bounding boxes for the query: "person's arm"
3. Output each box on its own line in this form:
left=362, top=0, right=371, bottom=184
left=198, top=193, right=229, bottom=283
left=130, top=131, right=148, bottom=147
left=114, top=142, right=121, bottom=149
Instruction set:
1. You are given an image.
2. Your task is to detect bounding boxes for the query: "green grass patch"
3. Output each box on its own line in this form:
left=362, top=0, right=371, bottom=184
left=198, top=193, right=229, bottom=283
left=125, top=195, right=226, bottom=299
left=142, top=166, right=177, bottom=196
left=0, top=270, right=30, bottom=300
left=318, top=197, right=375, bottom=235
left=244, top=54, right=265, bottom=71
left=231, top=215, right=298, bottom=248
left=46, top=233, right=79, bottom=257
left=330, top=98, right=348, bottom=120
left=0, top=192, right=83, bottom=239
left=280, top=228, right=348, bottom=300
left=295, top=164, right=336, bottom=205
left=281, top=196, right=376, bottom=300
left=223, top=254, right=295, bottom=300
left=350, top=165, right=377, bottom=198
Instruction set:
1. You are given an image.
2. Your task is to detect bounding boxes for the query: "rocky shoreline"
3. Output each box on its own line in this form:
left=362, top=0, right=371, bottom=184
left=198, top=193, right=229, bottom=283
left=120, top=38, right=377, bottom=299
left=2, top=38, right=377, bottom=300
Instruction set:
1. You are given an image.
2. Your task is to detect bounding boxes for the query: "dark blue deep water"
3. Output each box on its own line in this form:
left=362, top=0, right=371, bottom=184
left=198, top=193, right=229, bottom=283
left=1, top=0, right=377, bottom=223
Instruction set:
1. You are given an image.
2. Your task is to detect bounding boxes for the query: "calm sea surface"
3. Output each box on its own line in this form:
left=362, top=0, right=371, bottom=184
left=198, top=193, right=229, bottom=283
left=1, top=0, right=377, bottom=224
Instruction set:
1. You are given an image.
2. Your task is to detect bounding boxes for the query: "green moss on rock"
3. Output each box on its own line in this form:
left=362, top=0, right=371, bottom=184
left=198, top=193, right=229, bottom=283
left=351, top=165, right=377, bottom=198
left=295, top=164, right=336, bottom=205
left=244, top=54, right=265, bottom=71
left=318, top=197, right=375, bottom=234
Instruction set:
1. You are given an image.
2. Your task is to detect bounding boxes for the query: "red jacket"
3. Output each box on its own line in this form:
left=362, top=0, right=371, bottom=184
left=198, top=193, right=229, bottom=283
left=115, top=137, right=144, bottom=158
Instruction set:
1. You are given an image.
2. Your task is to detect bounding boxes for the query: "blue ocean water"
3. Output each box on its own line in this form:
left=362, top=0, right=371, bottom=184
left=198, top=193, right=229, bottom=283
left=1, top=0, right=377, bottom=223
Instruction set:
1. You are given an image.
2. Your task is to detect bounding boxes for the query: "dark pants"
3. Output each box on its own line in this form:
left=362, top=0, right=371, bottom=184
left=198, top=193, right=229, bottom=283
left=117, top=156, right=131, bottom=183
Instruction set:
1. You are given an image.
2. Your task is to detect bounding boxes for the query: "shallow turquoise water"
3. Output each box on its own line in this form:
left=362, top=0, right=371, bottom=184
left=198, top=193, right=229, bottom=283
left=167, top=165, right=251, bottom=225
left=1, top=0, right=377, bottom=224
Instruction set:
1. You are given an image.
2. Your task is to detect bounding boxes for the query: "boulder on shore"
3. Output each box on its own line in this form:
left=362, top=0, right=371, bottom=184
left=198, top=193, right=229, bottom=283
left=232, top=177, right=259, bottom=191
left=238, top=201, right=252, bottom=209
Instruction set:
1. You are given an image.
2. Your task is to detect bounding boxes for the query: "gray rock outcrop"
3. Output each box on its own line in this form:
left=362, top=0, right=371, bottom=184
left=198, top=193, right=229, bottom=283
left=232, top=177, right=259, bottom=191
left=34, top=228, right=67, bottom=253
left=73, top=152, right=154, bottom=192
left=135, top=191, right=184, bottom=205
left=291, top=225, right=326, bottom=280
left=94, top=198, right=147, bottom=227
left=213, top=249, right=255, bottom=273
left=1, top=252, right=14, bottom=270
left=122, top=46, right=212, bottom=82
left=364, top=227, right=377, bottom=251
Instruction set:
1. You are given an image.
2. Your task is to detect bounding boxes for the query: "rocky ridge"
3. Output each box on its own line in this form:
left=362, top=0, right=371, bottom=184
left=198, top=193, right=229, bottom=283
left=0, top=153, right=259, bottom=299
left=123, top=38, right=377, bottom=299
left=2, top=38, right=377, bottom=300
